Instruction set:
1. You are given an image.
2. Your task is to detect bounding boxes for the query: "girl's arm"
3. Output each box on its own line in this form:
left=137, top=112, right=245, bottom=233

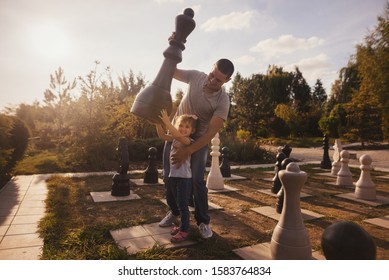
left=155, top=124, right=173, bottom=142
left=159, top=109, right=191, bottom=146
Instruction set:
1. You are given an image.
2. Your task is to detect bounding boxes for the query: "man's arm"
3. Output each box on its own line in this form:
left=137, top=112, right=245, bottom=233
left=173, top=68, right=185, bottom=81
left=171, top=115, right=224, bottom=165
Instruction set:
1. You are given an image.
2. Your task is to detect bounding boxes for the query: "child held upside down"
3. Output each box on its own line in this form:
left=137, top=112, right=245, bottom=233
left=155, top=109, right=198, bottom=243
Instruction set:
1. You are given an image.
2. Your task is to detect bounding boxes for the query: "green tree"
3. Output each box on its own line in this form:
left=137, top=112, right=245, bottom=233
left=230, top=73, right=272, bottom=137
left=274, top=103, right=300, bottom=136
left=290, top=67, right=311, bottom=113
left=312, top=79, right=327, bottom=104
left=0, top=114, right=13, bottom=174
left=43, top=67, right=76, bottom=147
left=118, top=70, right=147, bottom=100
left=343, top=91, right=383, bottom=146
left=355, top=3, right=389, bottom=139
left=265, top=65, right=293, bottom=106
left=66, top=62, right=116, bottom=168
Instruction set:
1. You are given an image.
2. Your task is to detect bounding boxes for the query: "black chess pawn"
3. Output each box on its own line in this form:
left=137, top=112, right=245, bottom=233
left=321, top=221, right=376, bottom=260
left=111, top=137, right=131, bottom=196
left=220, top=146, right=231, bottom=177
left=282, top=144, right=292, bottom=158
left=144, top=147, right=159, bottom=184
left=275, top=158, right=294, bottom=214
left=321, top=134, right=332, bottom=169
left=271, top=151, right=286, bottom=194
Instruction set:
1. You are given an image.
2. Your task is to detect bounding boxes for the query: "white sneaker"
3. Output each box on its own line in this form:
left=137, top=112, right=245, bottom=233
left=198, top=223, right=213, bottom=239
left=159, top=211, right=177, bottom=227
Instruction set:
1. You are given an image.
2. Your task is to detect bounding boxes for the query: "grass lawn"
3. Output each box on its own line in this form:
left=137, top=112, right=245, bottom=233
left=38, top=165, right=389, bottom=260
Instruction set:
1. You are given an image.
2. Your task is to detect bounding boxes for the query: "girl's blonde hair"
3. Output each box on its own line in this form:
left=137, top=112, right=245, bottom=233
left=174, top=114, right=198, bottom=133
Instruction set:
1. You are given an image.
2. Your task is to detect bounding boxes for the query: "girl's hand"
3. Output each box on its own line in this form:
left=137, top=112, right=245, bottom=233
left=159, top=109, right=170, bottom=124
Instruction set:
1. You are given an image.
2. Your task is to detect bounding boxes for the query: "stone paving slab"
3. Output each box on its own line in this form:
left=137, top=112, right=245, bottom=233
left=208, top=184, right=240, bottom=193
left=12, top=214, right=43, bottom=225
left=363, top=215, right=389, bottom=229
left=0, top=225, right=7, bottom=237
left=160, top=199, right=223, bottom=211
left=0, top=207, right=18, bottom=216
left=259, top=178, right=273, bottom=183
left=0, top=246, right=42, bottom=260
left=250, top=206, right=324, bottom=221
left=315, top=172, right=337, bottom=177
left=223, top=174, right=247, bottom=181
left=256, top=188, right=312, bottom=198
left=233, top=242, right=325, bottom=260
left=336, top=193, right=389, bottom=207
left=6, top=223, right=38, bottom=235
left=130, top=178, right=164, bottom=186
left=0, top=174, right=45, bottom=260
left=0, top=233, right=43, bottom=249
left=110, top=222, right=197, bottom=255
left=325, top=182, right=355, bottom=189
left=90, top=191, right=140, bottom=202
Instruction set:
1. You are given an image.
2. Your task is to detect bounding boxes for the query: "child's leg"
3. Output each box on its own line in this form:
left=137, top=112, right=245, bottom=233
left=176, top=178, right=192, bottom=232
left=166, top=178, right=180, bottom=216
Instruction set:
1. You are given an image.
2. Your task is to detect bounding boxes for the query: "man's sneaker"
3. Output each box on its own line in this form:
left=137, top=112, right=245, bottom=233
left=159, top=212, right=177, bottom=227
left=198, top=223, right=213, bottom=239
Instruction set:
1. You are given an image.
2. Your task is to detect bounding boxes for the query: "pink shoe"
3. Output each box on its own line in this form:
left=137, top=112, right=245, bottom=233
left=171, top=231, right=188, bottom=243
left=171, top=226, right=180, bottom=235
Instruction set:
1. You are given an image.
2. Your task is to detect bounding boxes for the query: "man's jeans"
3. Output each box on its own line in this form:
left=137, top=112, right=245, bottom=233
left=163, top=141, right=210, bottom=225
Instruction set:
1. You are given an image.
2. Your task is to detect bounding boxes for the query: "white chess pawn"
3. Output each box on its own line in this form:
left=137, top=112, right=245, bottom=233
left=336, top=150, right=353, bottom=186
left=207, top=133, right=224, bottom=190
left=270, top=162, right=312, bottom=260
left=355, top=154, right=376, bottom=200
left=331, top=139, right=342, bottom=175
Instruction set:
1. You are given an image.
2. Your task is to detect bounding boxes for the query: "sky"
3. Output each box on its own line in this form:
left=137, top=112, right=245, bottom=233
left=0, top=0, right=387, bottom=111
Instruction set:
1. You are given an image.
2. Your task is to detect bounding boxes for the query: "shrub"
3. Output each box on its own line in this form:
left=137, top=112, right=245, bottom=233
left=220, top=134, right=273, bottom=163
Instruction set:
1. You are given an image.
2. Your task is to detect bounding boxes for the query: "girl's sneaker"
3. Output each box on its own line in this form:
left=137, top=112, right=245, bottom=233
left=171, top=231, right=189, bottom=243
left=170, top=226, right=180, bottom=235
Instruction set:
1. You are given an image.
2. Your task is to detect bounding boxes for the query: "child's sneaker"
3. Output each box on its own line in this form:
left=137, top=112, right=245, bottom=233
left=170, top=226, right=180, bottom=235
left=171, top=231, right=189, bottom=243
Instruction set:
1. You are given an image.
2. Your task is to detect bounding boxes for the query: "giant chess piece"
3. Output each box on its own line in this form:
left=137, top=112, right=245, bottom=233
left=111, top=137, right=131, bottom=196
left=321, top=134, right=332, bottom=169
left=275, top=158, right=294, bottom=214
left=270, top=162, right=312, bottom=260
left=220, top=146, right=231, bottom=178
left=355, top=154, right=376, bottom=200
left=331, top=139, right=342, bottom=175
left=275, top=145, right=293, bottom=212
left=282, top=144, right=292, bottom=158
left=271, top=147, right=286, bottom=194
left=336, top=150, right=353, bottom=186
left=130, top=8, right=196, bottom=124
left=321, top=221, right=376, bottom=260
left=207, top=133, right=224, bottom=190
left=144, top=147, right=159, bottom=184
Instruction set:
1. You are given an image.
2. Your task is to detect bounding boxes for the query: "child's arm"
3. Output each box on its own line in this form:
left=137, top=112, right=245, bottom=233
left=155, top=124, right=173, bottom=142
left=159, top=109, right=191, bottom=146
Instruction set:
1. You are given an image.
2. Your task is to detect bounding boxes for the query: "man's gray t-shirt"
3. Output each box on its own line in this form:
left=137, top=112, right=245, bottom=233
left=174, top=69, right=230, bottom=139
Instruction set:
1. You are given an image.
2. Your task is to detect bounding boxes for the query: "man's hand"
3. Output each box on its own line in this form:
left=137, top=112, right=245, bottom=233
left=171, top=145, right=191, bottom=168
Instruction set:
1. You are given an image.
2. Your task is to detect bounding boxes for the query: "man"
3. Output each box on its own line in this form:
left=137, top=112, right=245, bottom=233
left=159, top=58, right=234, bottom=239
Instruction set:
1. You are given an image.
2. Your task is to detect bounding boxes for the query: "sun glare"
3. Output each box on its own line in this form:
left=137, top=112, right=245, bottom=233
left=27, top=22, right=72, bottom=59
